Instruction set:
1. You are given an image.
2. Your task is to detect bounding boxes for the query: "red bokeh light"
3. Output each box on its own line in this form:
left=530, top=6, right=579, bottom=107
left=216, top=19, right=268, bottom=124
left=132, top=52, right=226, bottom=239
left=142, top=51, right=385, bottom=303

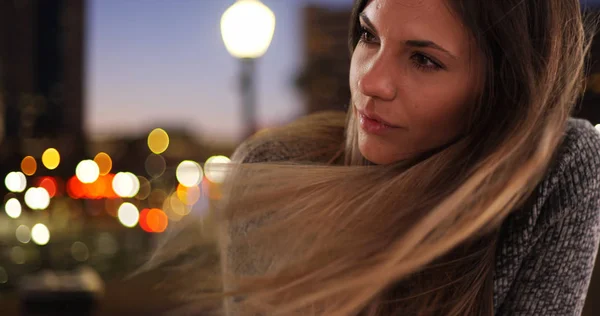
left=67, top=176, right=85, bottom=199
left=37, top=177, right=58, bottom=198
left=139, top=208, right=153, bottom=233
left=66, top=174, right=118, bottom=200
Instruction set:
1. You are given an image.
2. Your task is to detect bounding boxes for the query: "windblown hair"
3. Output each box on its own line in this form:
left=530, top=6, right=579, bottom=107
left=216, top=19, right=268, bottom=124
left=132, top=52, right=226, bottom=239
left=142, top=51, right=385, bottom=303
left=150, top=1, right=595, bottom=315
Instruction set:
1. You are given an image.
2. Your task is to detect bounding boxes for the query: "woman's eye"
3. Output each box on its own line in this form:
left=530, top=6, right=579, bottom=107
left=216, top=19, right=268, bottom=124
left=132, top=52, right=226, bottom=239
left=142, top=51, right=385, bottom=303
left=410, top=53, right=443, bottom=72
left=359, top=27, right=377, bottom=43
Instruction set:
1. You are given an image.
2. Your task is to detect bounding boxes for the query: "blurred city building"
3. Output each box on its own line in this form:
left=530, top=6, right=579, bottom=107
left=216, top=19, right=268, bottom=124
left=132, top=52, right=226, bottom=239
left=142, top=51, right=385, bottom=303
left=296, top=5, right=352, bottom=114
left=0, top=3, right=233, bottom=314
left=0, top=0, right=86, bottom=181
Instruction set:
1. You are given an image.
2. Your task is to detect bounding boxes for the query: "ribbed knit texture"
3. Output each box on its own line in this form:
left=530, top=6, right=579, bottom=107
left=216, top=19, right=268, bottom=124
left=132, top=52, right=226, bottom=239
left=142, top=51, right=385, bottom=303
left=224, top=118, right=600, bottom=315
left=492, top=118, right=600, bottom=315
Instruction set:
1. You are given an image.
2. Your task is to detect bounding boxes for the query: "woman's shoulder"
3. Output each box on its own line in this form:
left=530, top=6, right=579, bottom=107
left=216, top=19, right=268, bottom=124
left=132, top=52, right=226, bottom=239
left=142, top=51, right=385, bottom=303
left=493, top=118, right=600, bottom=313
left=523, top=118, right=600, bottom=216
left=499, top=117, right=600, bottom=244
left=552, top=118, right=600, bottom=180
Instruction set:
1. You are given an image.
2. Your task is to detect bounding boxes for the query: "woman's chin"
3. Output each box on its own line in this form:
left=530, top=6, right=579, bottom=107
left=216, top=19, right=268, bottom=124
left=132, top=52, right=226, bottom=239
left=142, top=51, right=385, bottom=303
left=358, top=142, right=404, bottom=165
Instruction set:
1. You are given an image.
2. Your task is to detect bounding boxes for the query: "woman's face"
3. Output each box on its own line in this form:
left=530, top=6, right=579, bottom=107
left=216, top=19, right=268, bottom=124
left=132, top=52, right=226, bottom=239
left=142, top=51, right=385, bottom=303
left=350, top=0, right=484, bottom=164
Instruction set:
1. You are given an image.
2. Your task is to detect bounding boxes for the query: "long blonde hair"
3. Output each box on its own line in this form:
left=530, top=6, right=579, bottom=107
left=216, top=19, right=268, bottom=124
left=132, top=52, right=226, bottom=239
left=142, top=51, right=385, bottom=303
left=151, top=1, right=594, bottom=315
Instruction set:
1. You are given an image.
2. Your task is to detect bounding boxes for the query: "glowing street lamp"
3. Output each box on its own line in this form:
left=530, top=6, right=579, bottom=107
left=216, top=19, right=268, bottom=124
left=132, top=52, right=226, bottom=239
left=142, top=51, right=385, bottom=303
left=221, top=0, right=276, bottom=139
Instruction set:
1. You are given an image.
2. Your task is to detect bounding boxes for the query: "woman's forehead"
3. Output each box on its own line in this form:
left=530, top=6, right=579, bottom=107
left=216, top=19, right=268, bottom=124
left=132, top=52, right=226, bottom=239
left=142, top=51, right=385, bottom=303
left=361, top=0, right=471, bottom=57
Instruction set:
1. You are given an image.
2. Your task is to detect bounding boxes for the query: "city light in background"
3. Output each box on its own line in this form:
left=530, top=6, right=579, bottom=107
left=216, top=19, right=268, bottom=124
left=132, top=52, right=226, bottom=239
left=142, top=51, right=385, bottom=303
left=1, top=0, right=600, bottom=314
left=2, top=128, right=230, bottom=240
left=87, top=0, right=352, bottom=141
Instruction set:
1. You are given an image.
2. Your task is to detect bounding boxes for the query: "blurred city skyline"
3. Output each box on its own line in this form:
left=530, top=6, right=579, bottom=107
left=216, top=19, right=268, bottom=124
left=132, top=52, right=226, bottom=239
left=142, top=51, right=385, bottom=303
left=88, top=0, right=352, bottom=142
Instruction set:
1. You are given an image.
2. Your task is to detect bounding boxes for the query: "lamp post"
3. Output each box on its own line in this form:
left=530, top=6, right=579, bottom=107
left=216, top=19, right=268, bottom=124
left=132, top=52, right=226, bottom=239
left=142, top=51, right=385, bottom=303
left=221, top=0, right=276, bottom=140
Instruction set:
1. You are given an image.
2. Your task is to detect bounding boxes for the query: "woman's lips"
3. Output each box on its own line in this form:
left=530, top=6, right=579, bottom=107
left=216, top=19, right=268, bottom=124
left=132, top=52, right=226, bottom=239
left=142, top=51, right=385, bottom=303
left=357, top=110, right=400, bottom=135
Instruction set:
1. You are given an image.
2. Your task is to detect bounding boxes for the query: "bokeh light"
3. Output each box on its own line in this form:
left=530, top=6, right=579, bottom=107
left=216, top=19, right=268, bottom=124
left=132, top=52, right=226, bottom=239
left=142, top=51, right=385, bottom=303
left=94, top=152, right=113, bottom=176
left=161, top=196, right=177, bottom=221
left=5, top=198, right=22, bottom=219
left=67, top=176, right=85, bottom=199
left=162, top=194, right=185, bottom=222
left=118, top=203, right=139, bottom=228
left=93, top=174, right=116, bottom=199
left=21, top=156, right=37, bottom=176
left=38, top=177, right=58, bottom=198
left=176, top=184, right=201, bottom=205
left=147, top=128, right=170, bottom=154
left=204, top=155, right=231, bottom=184
left=5, top=172, right=27, bottom=193
left=176, top=160, right=203, bottom=187
left=112, top=172, right=140, bottom=198
left=146, top=208, right=168, bottom=233
left=41, top=148, right=60, bottom=170
left=76, top=160, right=100, bottom=184
left=145, top=154, right=166, bottom=178
left=135, top=176, right=151, bottom=200
left=31, top=223, right=50, bottom=246
left=24, top=187, right=51, bottom=210
left=139, top=209, right=153, bottom=233
left=16, top=225, right=31, bottom=244
left=66, top=174, right=117, bottom=200
left=596, top=124, right=600, bottom=132
left=71, top=241, right=90, bottom=262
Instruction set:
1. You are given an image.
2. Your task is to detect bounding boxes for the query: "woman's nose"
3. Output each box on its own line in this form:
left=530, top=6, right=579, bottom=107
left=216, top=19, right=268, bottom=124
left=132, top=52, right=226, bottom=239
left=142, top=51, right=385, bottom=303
left=357, top=55, right=397, bottom=101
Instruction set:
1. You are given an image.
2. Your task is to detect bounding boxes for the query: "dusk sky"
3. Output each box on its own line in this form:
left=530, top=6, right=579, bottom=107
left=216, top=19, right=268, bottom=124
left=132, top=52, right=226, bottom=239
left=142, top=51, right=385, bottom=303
left=87, top=0, right=352, bottom=142
left=87, top=0, right=600, bottom=142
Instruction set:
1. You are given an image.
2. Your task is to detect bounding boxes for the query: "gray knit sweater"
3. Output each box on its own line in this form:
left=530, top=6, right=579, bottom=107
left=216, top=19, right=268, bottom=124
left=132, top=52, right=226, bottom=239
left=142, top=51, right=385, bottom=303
left=223, top=118, right=600, bottom=315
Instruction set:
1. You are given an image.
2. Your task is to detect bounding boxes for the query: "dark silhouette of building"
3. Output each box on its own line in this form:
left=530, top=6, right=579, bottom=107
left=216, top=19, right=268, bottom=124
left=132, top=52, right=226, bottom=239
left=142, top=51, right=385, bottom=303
left=296, top=5, right=352, bottom=114
left=0, top=0, right=86, bottom=179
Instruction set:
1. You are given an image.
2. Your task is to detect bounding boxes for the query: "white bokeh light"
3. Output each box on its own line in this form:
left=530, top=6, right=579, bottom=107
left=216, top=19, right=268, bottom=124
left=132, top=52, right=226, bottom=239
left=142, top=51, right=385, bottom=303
left=24, top=187, right=50, bottom=210
left=595, top=124, right=600, bottom=132
left=76, top=160, right=100, bottom=184
left=204, top=156, right=231, bottom=184
left=5, top=172, right=26, bottom=193
left=221, top=0, right=276, bottom=59
left=176, top=161, right=203, bottom=187
left=15, top=225, right=31, bottom=244
left=112, top=172, right=140, bottom=198
left=31, top=223, right=50, bottom=246
left=117, top=203, right=139, bottom=228
left=5, top=198, right=22, bottom=219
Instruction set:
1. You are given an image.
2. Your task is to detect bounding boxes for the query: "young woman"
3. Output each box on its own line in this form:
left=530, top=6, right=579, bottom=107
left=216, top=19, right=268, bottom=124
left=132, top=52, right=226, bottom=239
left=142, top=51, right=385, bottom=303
left=161, top=0, right=600, bottom=315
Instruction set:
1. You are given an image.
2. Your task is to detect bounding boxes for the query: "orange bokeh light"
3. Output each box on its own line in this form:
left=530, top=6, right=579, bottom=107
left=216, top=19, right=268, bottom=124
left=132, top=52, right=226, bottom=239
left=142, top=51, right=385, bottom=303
left=176, top=184, right=201, bottom=205
left=66, top=174, right=118, bottom=200
left=146, top=208, right=168, bottom=233
left=94, top=152, right=113, bottom=176
left=21, top=156, right=37, bottom=176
